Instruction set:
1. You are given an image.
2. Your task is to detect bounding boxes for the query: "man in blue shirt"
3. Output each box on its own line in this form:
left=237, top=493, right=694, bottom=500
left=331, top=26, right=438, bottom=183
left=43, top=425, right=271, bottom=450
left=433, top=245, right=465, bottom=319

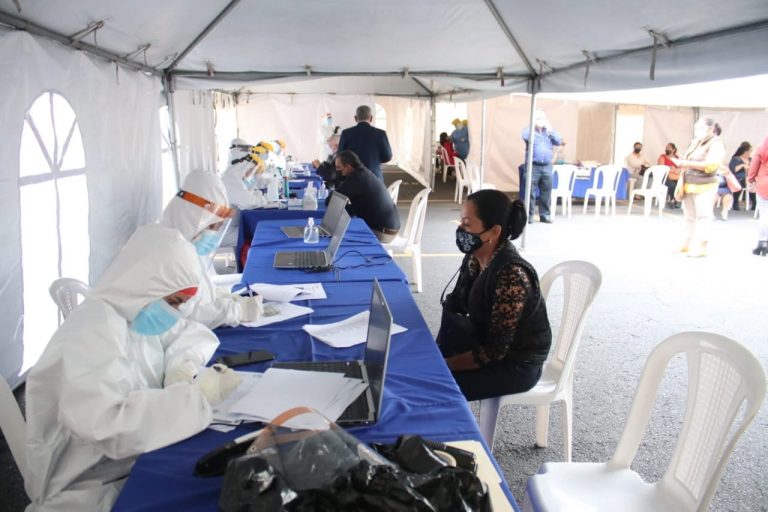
left=521, top=110, right=565, bottom=223
left=451, top=119, right=470, bottom=160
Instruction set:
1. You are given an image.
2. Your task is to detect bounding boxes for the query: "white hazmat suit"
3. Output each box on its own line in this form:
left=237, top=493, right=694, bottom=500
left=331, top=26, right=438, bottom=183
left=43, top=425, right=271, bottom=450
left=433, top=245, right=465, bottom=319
left=25, top=225, right=218, bottom=511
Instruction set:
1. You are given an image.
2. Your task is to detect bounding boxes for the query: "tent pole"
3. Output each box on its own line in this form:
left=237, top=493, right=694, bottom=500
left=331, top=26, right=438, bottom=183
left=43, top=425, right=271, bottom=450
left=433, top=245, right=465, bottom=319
left=520, top=79, right=539, bottom=250
left=429, top=95, right=436, bottom=189
left=479, top=98, right=487, bottom=185
left=163, top=74, right=182, bottom=188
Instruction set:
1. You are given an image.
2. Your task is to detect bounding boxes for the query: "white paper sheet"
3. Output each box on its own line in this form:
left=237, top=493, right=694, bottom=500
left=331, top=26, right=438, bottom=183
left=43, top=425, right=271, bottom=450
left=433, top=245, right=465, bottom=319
left=232, top=282, right=326, bottom=302
left=241, top=302, right=313, bottom=328
left=303, top=311, right=407, bottom=348
left=210, top=372, right=263, bottom=427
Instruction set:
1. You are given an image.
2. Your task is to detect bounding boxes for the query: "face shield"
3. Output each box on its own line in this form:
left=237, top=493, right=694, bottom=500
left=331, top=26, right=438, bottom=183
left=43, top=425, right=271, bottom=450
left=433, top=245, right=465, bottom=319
left=177, top=190, right=235, bottom=263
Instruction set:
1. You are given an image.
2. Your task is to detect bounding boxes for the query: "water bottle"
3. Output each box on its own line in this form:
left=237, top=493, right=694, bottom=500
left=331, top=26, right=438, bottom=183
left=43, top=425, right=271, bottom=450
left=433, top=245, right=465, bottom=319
left=266, top=177, right=279, bottom=202
left=317, top=183, right=328, bottom=200
left=303, top=217, right=319, bottom=244
left=303, top=182, right=318, bottom=210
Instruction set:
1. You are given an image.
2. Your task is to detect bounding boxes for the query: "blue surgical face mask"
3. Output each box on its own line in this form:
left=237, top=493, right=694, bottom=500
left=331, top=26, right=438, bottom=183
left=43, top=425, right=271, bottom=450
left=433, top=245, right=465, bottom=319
left=131, top=299, right=181, bottom=336
left=243, top=176, right=256, bottom=189
left=192, top=229, right=220, bottom=256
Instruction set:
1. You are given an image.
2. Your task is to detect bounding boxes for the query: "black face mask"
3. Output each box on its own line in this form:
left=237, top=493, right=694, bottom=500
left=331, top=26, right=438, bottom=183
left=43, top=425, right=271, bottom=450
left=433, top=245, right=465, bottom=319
left=633, top=147, right=642, bottom=154
left=455, top=227, right=489, bottom=254
left=665, top=149, right=673, bottom=155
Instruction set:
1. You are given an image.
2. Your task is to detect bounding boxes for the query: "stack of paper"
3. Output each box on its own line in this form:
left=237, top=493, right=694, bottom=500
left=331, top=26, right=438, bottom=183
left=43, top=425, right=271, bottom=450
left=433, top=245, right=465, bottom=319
left=241, top=302, right=313, bottom=328
left=233, top=283, right=327, bottom=302
left=303, top=311, right=407, bottom=348
left=216, top=368, right=368, bottom=429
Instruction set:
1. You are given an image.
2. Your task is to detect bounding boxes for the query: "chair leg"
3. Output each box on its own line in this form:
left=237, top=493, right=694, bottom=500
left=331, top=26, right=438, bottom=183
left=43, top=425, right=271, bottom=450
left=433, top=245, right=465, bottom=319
left=412, top=245, right=422, bottom=293
left=643, top=196, right=651, bottom=217
left=627, top=194, right=634, bottom=214
left=534, top=404, right=551, bottom=448
left=611, top=196, right=616, bottom=216
left=582, top=196, right=589, bottom=215
left=478, top=397, right=502, bottom=451
left=561, top=396, right=573, bottom=462
left=595, top=197, right=601, bottom=216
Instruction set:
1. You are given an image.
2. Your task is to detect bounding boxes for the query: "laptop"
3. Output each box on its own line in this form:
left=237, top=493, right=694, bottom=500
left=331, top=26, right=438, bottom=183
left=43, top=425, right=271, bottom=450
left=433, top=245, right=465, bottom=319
left=272, top=279, right=393, bottom=425
left=272, top=209, right=350, bottom=269
left=280, top=192, right=349, bottom=238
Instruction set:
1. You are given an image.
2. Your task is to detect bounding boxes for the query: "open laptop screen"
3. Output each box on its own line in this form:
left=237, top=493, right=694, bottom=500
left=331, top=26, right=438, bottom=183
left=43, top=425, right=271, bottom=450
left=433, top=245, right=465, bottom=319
left=324, top=210, right=350, bottom=263
left=364, top=279, right=393, bottom=418
left=321, top=191, right=349, bottom=234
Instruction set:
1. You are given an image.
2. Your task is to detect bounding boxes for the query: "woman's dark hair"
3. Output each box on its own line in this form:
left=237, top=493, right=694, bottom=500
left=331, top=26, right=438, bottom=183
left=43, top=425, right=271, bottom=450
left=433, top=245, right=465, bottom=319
left=667, top=142, right=677, bottom=151
left=336, top=150, right=364, bottom=169
left=439, top=132, right=449, bottom=144
left=733, top=141, right=752, bottom=158
left=701, top=117, right=722, bottom=136
left=467, top=189, right=527, bottom=241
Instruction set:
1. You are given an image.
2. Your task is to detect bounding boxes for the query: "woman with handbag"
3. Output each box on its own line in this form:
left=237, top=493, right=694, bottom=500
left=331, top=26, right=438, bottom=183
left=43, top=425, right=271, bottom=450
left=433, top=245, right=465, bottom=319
left=747, top=135, right=768, bottom=256
left=436, top=190, right=552, bottom=401
left=672, top=118, right=727, bottom=257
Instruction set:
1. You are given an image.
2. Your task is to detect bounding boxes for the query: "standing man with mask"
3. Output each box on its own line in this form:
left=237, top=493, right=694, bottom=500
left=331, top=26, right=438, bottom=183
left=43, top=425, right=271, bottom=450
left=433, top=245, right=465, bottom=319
left=521, top=110, right=565, bottom=224
left=338, top=105, right=392, bottom=181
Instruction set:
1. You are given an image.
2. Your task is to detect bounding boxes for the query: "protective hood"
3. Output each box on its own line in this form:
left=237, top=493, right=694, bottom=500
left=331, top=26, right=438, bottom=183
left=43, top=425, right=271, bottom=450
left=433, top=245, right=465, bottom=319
left=91, top=224, right=201, bottom=321
left=158, top=170, right=229, bottom=241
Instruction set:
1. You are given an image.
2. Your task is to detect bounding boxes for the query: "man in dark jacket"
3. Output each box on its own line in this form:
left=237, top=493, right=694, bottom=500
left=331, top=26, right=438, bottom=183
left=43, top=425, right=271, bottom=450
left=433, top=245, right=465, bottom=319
left=338, top=105, right=392, bottom=181
left=329, top=151, right=400, bottom=243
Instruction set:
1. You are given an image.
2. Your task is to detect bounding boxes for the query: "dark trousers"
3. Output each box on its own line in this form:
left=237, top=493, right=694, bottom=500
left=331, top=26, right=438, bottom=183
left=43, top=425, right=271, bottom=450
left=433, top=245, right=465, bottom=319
left=453, top=360, right=543, bottom=402
left=666, top=179, right=678, bottom=201
left=529, top=163, right=553, bottom=219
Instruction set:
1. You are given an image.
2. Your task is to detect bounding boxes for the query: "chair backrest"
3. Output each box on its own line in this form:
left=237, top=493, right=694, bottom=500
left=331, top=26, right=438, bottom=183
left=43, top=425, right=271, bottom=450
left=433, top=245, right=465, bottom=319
left=48, top=277, right=90, bottom=320
left=552, top=164, right=578, bottom=193
left=387, top=179, right=403, bottom=205
left=539, top=261, right=602, bottom=393
left=594, top=164, right=623, bottom=193
left=609, top=332, right=766, bottom=511
left=0, top=377, right=27, bottom=483
left=436, top=144, right=449, bottom=164
left=644, top=164, right=670, bottom=191
left=399, top=187, right=431, bottom=246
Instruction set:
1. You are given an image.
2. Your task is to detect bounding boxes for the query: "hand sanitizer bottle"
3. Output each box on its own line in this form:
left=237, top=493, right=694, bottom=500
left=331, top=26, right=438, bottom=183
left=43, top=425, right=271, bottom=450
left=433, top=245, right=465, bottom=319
left=303, top=182, right=318, bottom=210
left=303, top=217, right=319, bottom=244
left=317, top=183, right=328, bottom=200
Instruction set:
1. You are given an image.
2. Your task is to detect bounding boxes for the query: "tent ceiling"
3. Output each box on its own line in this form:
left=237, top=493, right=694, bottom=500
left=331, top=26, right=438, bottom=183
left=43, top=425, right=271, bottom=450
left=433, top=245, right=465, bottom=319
left=1, top=0, right=767, bottom=96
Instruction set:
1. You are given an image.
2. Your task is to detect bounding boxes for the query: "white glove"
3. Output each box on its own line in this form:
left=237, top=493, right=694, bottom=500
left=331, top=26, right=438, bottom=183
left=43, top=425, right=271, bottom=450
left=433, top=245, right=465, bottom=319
left=235, top=294, right=264, bottom=323
left=164, top=359, right=200, bottom=387
left=196, top=364, right=242, bottom=404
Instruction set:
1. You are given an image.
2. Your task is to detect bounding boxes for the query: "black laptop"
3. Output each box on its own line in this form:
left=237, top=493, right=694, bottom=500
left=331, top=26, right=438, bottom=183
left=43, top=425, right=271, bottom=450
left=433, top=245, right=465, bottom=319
left=271, top=279, right=393, bottom=425
left=280, top=192, right=349, bottom=238
left=272, top=210, right=350, bottom=269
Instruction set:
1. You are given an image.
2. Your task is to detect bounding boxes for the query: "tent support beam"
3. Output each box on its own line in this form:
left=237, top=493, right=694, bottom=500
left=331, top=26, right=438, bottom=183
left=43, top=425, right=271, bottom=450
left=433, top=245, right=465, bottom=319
left=411, top=77, right=435, bottom=96
left=166, top=0, right=243, bottom=71
left=481, top=0, right=536, bottom=76
left=170, top=69, right=530, bottom=81
left=0, top=9, right=159, bottom=74
left=520, top=79, right=539, bottom=250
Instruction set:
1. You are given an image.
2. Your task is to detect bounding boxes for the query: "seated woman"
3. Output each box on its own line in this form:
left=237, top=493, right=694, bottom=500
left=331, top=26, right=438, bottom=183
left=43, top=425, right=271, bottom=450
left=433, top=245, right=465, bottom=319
left=312, top=128, right=342, bottom=189
left=437, top=190, right=552, bottom=401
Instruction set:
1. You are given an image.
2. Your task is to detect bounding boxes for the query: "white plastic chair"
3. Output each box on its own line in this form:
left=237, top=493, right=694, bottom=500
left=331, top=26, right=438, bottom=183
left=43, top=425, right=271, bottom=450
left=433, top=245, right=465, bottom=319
left=550, top=165, right=578, bottom=218
left=627, top=165, right=669, bottom=217
left=466, top=160, right=496, bottom=193
left=582, top=165, right=623, bottom=216
left=48, top=277, right=90, bottom=320
left=382, top=188, right=431, bottom=293
left=454, top=159, right=472, bottom=204
left=437, top=145, right=454, bottom=184
left=0, top=377, right=28, bottom=487
left=478, top=261, right=602, bottom=461
left=523, top=332, right=767, bottom=512
left=387, top=179, right=403, bottom=205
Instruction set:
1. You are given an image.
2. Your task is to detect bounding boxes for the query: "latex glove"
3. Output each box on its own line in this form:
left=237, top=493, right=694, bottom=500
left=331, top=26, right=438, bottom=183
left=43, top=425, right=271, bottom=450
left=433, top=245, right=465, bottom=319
left=196, top=364, right=242, bottom=404
left=164, top=359, right=200, bottom=387
left=234, top=294, right=264, bottom=323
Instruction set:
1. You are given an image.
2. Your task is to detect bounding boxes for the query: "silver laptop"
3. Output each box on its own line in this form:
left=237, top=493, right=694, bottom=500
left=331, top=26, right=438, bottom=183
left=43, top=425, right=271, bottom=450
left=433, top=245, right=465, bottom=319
left=280, top=192, right=349, bottom=238
left=272, top=279, right=393, bottom=425
left=272, top=210, right=350, bottom=269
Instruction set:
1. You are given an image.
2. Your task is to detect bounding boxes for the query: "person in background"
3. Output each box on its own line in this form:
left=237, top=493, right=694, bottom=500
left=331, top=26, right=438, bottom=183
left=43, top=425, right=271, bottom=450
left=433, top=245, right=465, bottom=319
left=747, top=136, right=768, bottom=256
left=625, top=142, right=653, bottom=196
left=658, top=142, right=681, bottom=208
left=672, top=117, right=726, bottom=257
left=728, top=141, right=752, bottom=211
left=329, top=150, right=400, bottom=243
left=439, top=131, right=456, bottom=166
left=313, top=127, right=342, bottom=189
left=157, top=170, right=263, bottom=329
left=25, top=226, right=241, bottom=511
left=437, top=190, right=551, bottom=401
left=521, top=110, right=564, bottom=224
left=715, top=168, right=735, bottom=221
left=451, top=119, right=470, bottom=161
left=338, top=105, right=392, bottom=181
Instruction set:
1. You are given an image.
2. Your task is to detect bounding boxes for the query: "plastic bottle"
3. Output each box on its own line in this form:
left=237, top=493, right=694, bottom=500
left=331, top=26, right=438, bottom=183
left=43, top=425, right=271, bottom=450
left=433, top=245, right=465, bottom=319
left=266, top=177, right=279, bottom=202
left=303, top=182, right=318, bottom=210
left=317, top=183, right=328, bottom=200
left=303, top=217, right=319, bottom=244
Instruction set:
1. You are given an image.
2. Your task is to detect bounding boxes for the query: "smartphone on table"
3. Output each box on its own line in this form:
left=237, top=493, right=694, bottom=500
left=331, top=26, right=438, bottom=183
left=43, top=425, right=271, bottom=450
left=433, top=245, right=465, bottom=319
left=215, top=350, right=275, bottom=367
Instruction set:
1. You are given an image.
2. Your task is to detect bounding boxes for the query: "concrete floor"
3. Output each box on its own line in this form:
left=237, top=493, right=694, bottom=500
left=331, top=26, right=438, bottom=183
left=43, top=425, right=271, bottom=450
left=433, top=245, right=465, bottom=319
left=2, top=170, right=766, bottom=511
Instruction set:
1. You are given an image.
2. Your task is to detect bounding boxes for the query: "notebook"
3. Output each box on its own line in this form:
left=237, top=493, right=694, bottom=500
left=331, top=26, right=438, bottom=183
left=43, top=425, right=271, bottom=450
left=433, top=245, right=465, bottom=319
left=280, top=192, right=349, bottom=238
left=272, top=210, right=350, bottom=269
left=271, top=279, right=393, bottom=425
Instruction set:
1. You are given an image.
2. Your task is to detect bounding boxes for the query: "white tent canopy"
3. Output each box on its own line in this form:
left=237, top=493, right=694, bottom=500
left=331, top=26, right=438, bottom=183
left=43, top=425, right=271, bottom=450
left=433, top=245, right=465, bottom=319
left=1, top=0, right=767, bottom=386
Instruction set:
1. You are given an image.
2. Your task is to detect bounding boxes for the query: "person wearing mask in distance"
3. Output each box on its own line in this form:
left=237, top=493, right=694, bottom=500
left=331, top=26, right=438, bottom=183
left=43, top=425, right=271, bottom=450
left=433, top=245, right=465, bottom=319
left=521, top=110, right=564, bottom=224
left=450, top=119, right=470, bottom=161
left=625, top=142, right=653, bottom=196
left=437, top=190, right=552, bottom=401
left=158, top=170, right=263, bottom=330
left=312, top=128, right=342, bottom=189
left=658, top=142, right=681, bottom=208
left=25, top=225, right=242, bottom=511
left=328, top=150, right=401, bottom=243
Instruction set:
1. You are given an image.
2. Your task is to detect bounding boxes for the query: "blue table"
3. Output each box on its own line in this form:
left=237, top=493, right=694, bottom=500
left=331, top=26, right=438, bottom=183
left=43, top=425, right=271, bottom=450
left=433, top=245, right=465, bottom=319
left=113, top=281, right=518, bottom=511
left=241, top=218, right=408, bottom=285
left=518, top=165, right=629, bottom=201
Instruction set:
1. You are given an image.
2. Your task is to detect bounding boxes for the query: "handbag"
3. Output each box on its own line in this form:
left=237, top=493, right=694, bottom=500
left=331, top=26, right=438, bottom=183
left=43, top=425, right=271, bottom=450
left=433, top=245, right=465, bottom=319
left=435, top=265, right=477, bottom=357
left=724, top=170, right=743, bottom=193
left=674, top=170, right=685, bottom=202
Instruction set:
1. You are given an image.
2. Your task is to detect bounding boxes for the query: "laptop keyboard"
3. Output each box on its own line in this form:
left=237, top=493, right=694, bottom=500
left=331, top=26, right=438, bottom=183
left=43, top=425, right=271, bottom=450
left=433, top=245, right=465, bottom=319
left=292, top=251, right=326, bottom=267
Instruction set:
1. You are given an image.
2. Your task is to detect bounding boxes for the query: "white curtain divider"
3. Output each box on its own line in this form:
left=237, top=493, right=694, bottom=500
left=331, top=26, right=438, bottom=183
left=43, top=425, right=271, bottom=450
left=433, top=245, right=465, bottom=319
left=0, top=31, right=162, bottom=387
left=173, top=90, right=217, bottom=180
left=376, top=96, right=431, bottom=185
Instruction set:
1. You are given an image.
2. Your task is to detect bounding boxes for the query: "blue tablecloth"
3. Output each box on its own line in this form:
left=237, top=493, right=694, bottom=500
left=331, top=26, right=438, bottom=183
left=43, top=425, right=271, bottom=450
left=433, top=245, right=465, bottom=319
left=241, top=218, right=408, bottom=285
left=113, top=280, right=518, bottom=511
left=518, top=165, right=629, bottom=201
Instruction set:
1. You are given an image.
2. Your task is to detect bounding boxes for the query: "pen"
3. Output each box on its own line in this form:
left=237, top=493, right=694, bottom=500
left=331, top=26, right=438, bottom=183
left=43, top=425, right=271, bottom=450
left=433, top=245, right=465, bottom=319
left=243, top=280, right=255, bottom=298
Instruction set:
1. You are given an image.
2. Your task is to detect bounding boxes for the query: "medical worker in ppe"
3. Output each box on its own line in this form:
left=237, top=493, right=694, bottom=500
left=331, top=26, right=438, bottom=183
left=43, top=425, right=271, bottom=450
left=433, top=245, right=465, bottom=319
left=25, top=225, right=241, bottom=511
left=158, top=170, right=263, bottom=329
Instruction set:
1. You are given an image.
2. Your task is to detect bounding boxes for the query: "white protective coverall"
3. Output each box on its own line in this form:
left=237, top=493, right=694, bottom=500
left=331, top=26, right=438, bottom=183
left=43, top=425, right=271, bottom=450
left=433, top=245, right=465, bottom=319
left=25, top=225, right=217, bottom=511
left=220, top=140, right=270, bottom=248
left=158, top=170, right=244, bottom=328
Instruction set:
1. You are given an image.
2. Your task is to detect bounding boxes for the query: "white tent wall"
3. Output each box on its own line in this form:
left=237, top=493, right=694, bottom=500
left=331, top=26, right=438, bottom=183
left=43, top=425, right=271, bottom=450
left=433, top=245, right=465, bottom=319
left=376, top=96, right=432, bottom=185
left=173, top=90, right=217, bottom=180
left=643, top=107, right=696, bottom=161
left=700, top=109, right=768, bottom=156
left=214, top=97, right=238, bottom=172
left=0, top=30, right=163, bottom=387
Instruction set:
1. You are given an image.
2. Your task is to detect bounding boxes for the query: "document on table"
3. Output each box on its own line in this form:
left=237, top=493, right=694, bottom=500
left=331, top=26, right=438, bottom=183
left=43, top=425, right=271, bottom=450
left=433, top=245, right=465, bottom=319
left=228, top=368, right=368, bottom=428
left=241, top=302, right=313, bottom=328
left=233, top=282, right=327, bottom=302
left=446, top=440, right=512, bottom=512
left=303, top=311, right=407, bottom=348
left=209, top=372, right=264, bottom=431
